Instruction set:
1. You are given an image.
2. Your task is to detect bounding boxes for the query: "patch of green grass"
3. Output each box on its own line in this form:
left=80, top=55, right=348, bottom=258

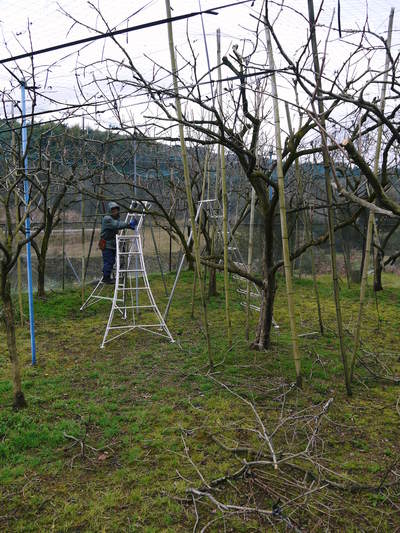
left=1, top=272, right=400, bottom=530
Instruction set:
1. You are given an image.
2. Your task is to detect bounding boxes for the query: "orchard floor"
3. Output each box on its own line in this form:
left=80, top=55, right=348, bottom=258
left=1, top=271, right=400, bottom=532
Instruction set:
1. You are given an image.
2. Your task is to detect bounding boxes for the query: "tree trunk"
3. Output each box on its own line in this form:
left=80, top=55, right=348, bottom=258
left=34, top=212, right=53, bottom=299
left=208, top=266, right=217, bottom=297
left=252, top=271, right=276, bottom=350
left=251, top=212, right=276, bottom=350
left=374, top=248, right=384, bottom=292
left=37, top=256, right=46, bottom=299
left=341, top=228, right=352, bottom=289
left=1, top=270, right=27, bottom=409
left=359, top=214, right=367, bottom=281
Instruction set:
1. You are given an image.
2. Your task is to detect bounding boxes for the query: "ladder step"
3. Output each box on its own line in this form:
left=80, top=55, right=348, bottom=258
left=108, top=323, right=163, bottom=330
left=116, top=286, right=149, bottom=291
left=237, top=288, right=260, bottom=298
left=119, top=269, right=144, bottom=273
left=240, top=302, right=260, bottom=311
left=118, top=251, right=141, bottom=255
left=117, top=305, right=156, bottom=309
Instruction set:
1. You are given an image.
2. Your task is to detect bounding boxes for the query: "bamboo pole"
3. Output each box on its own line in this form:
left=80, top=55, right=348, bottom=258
left=307, top=208, right=324, bottom=335
left=150, top=221, right=168, bottom=296
left=217, top=28, right=232, bottom=349
left=207, top=30, right=222, bottom=299
left=81, top=118, right=86, bottom=305
left=169, top=168, right=173, bottom=272
left=61, top=197, right=65, bottom=290
left=245, top=187, right=256, bottom=341
left=165, top=0, right=213, bottom=368
left=221, top=141, right=232, bottom=348
left=350, top=8, right=394, bottom=381
left=265, top=25, right=302, bottom=387
left=81, top=191, right=85, bottom=305
left=307, top=0, right=351, bottom=395
left=191, top=151, right=208, bottom=318
left=285, top=101, right=303, bottom=277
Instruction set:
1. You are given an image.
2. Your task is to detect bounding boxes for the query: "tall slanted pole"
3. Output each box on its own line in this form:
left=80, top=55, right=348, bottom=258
left=21, top=81, right=36, bottom=366
left=350, top=8, right=394, bottom=382
left=62, top=194, right=66, bottom=290
left=265, top=25, right=301, bottom=387
left=169, top=168, right=173, bottom=273
left=134, top=138, right=139, bottom=312
left=165, top=0, right=213, bottom=368
left=218, top=28, right=232, bottom=349
left=307, top=0, right=351, bottom=395
left=191, top=151, right=208, bottom=318
left=81, top=117, right=86, bottom=306
left=245, top=187, right=256, bottom=341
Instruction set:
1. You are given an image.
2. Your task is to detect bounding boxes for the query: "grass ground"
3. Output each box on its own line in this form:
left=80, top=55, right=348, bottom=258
left=1, top=271, right=400, bottom=531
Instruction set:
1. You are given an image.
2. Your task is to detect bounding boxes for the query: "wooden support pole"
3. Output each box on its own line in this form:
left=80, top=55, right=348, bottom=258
left=165, top=0, right=213, bottom=368
left=266, top=24, right=302, bottom=387
left=307, top=0, right=351, bottom=395
left=217, top=28, right=232, bottom=349
left=350, top=8, right=394, bottom=382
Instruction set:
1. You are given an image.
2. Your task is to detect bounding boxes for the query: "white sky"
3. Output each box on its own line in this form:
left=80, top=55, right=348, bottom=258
left=0, top=0, right=398, bottom=131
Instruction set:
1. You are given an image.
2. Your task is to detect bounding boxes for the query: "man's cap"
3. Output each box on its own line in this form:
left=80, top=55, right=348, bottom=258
left=108, top=201, right=120, bottom=212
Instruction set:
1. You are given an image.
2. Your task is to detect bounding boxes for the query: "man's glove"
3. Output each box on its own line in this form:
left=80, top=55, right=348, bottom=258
left=129, top=218, right=138, bottom=230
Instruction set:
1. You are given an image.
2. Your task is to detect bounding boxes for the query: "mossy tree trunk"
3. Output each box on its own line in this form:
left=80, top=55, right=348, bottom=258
left=0, top=265, right=27, bottom=409
left=373, top=248, right=384, bottom=292
left=251, top=203, right=276, bottom=350
left=32, top=209, right=54, bottom=299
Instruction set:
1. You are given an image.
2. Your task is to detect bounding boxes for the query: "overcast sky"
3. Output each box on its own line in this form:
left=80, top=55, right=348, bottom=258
left=0, top=0, right=397, bottom=130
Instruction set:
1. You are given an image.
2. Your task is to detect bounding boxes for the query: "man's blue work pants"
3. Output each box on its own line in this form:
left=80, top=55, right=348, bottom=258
left=102, top=248, right=116, bottom=279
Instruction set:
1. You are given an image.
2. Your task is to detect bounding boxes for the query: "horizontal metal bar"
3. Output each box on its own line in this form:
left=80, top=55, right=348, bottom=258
left=237, top=288, right=260, bottom=298
left=115, top=286, right=149, bottom=291
left=118, top=269, right=144, bottom=273
left=118, top=251, right=141, bottom=255
left=108, top=323, right=163, bottom=329
left=115, top=305, right=155, bottom=309
left=240, top=302, right=260, bottom=311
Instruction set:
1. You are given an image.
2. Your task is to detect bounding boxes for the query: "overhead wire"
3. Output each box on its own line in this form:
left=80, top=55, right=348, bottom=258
left=0, top=66, right=278, bottom=132
left=0, top=0, right=260, bottom=134
left=0, top=0, right=253, bottom=66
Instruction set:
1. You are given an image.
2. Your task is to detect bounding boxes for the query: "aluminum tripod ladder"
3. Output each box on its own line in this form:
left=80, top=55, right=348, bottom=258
left=101, top=229, right=174, bottom=348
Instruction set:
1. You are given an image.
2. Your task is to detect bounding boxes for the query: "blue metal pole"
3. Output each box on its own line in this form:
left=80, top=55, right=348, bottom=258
left=133, top=139, right=139, bottom=310
left=21, top=81, right=36, bottom=365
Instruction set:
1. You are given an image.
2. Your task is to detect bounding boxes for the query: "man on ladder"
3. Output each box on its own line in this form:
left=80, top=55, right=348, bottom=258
left=99, top=202, right=137, bottom=284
